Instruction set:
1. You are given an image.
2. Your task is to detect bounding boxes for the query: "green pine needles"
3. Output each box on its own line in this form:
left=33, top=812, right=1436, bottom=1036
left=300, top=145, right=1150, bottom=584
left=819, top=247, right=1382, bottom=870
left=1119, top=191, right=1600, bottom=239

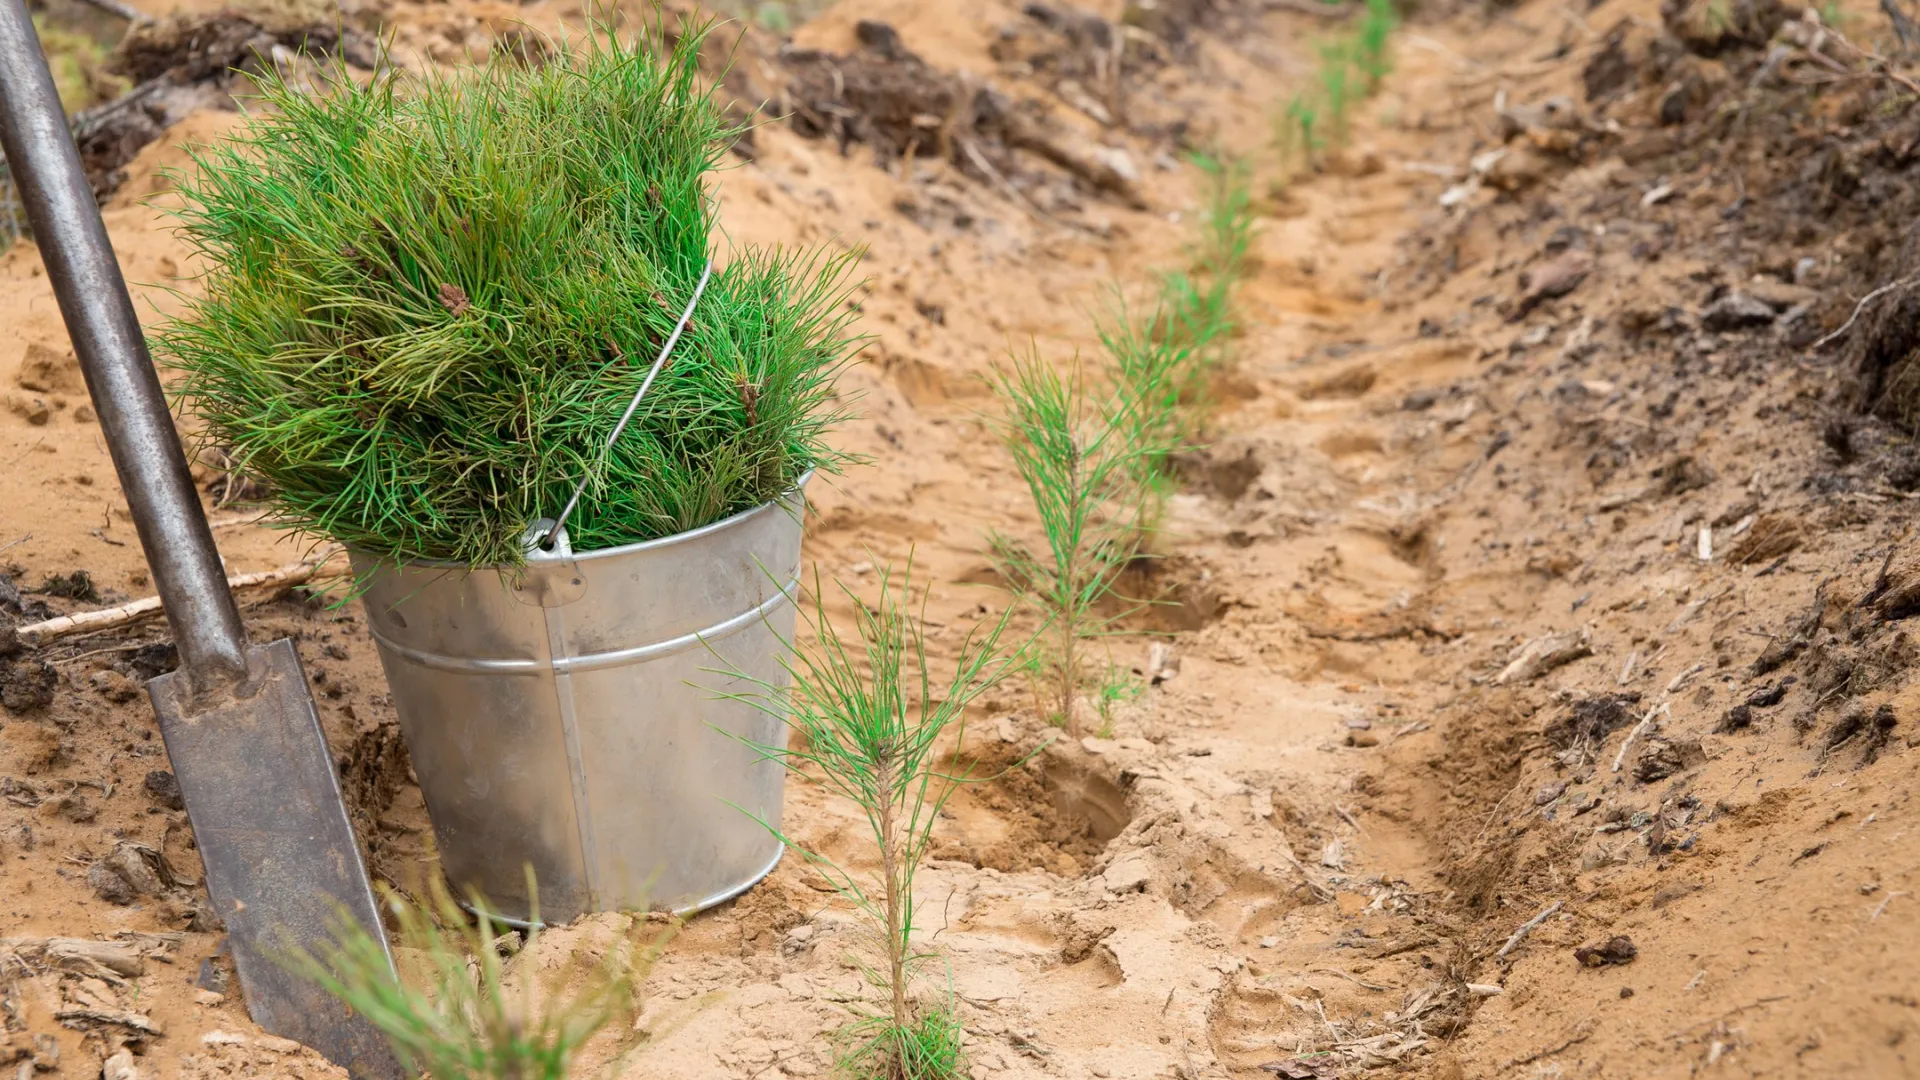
left=292, top=873, right=670, bottom=1080
left=1104, top=152, right=1255, bottom=532
left=1277, top=0, right=1399, bottom=166
left=991, top=351, right=1163, bottom=735
left=1356, top=0, right=1399, bottom=89
left=159, top=14, right=860, bottom=569
left=989, top=154, right=1254, bottom=732
left=721, top=565, right=1015, bottom=1080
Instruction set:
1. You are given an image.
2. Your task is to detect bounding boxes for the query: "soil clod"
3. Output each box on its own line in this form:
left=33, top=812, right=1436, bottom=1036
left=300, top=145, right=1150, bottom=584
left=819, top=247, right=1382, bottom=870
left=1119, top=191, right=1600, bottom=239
left=1497, top=628, right=1593, bottom=685
left=1573, top=935, right=1638, bottom=967
left=1820, top=702, right=1899, bottom=765
left=1727, top=514, right=1805, bottom=566
left=1545, top=693, right=1642, bottom=750
left=1513, top=251, right=1594, bottom=318
left=1633, top=737, right=1705, bottom=782
left=34, top=569, right=98, bottom=603
left=144, top=769, right=184, bottom=811
left=0, top=657, right=58, bottom=714
left=1700, top=291, right=1777, bottom=331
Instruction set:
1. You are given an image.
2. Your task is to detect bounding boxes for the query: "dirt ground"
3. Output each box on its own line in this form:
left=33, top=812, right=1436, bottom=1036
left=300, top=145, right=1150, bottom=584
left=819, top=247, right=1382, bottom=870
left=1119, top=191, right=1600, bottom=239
left=4, top=0, right=1920, bottom=1076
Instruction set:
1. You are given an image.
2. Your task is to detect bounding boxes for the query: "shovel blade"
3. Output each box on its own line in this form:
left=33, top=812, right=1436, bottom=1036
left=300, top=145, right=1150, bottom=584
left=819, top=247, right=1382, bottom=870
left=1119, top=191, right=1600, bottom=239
left=150, top=638, right=403, bottom=1080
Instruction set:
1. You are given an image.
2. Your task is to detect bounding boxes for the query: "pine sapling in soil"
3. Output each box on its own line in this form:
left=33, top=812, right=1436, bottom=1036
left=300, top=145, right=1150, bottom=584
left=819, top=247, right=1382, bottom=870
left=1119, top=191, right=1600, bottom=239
left=1318, top=39, right=1356, bottom=145
left=1275, top=2, right=1398, bottom=164
left=1356, top=0, right=1400, bottom=90
left=1278, top=92, right=1322, bottom=165
left=991, top=351, right=1163, bottom=734
left=1101, top=153, right=1255, bottom=535
left=1189, top=153, right=1257, bottom=331
left=719, top=564, right=1014, bottom=1080
left=1097, top=295, right=1200, bottom=534
left=291, top=871, right=672, bottom=1080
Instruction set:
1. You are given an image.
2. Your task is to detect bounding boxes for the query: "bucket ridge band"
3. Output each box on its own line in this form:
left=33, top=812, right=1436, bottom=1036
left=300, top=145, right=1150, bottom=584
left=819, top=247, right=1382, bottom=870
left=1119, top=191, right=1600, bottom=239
left=363, top=576, right=800, bottom=675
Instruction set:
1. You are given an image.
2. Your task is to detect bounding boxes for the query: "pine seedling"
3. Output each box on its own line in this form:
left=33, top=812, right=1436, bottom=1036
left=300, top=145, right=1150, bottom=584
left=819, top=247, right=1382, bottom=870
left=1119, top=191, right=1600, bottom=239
left=1184, top=152, right=1256, bottom=348
left=1318, top=40, right=1355, bottom=146
left=990, top=350, right=1162, bottom=734
left=290, top=871, right=671, bottom=1080
left=1097, top=293, right=1194, bottom=534
left=719, top=563, right=1016, bottom=1080
left=1356, top=0, right=1398, bottom=90
left=1106, top=153, right=1254, bottom=468
left=1279, top=92, right=1321, bottom=165
left=1197, top=155, right=1256, bottom=280
left=1092, top=664, right=1145, bottom=738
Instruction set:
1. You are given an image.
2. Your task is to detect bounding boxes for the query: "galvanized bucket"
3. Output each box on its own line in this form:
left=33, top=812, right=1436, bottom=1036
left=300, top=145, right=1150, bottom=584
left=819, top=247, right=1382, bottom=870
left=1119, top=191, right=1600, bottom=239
left=351, top=480, right=805, bottom=925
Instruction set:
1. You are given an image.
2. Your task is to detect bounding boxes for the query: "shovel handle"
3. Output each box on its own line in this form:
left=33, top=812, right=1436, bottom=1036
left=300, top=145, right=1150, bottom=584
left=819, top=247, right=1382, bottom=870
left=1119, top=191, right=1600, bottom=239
left=0, top=0, right=249, bottom=689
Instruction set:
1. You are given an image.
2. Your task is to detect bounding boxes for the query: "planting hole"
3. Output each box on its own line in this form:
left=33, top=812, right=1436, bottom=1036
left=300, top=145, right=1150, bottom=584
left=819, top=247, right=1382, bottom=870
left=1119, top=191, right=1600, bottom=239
left=934, top=746, right=1132, bottom=878
left=1109, top=554, right=1225, bottom=632
left=1044, top=756, right=1130, bottom=844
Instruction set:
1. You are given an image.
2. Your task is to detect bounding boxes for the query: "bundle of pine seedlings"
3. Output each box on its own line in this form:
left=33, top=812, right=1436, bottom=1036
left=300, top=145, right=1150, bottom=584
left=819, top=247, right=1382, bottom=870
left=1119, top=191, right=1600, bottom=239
left=159, top=15, right=860, bottom=570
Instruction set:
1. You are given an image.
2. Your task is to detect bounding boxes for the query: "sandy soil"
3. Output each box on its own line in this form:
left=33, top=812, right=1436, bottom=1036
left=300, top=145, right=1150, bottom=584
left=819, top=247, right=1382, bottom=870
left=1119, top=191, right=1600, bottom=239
left=3, top=0, right=1919, bottom=1077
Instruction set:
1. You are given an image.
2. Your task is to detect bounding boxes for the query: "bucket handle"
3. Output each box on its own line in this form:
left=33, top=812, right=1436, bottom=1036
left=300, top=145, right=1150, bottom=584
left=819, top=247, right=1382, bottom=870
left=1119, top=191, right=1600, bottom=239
left=533, top=259, right=715, bottom=554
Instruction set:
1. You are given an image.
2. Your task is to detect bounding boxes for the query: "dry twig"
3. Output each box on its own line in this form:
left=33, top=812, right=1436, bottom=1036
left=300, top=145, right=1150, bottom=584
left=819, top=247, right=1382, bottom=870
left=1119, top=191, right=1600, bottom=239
left=17, top=551, right=339, bottom=648
left=1612, top=703, right=1668, bottom=773
left=55, top=1008, right=163, bottom=1036
left=1506, top=1019, right=1594, bottom=1067
left=1810, top=275, right=1920, bottom=351
left=1495, top=899, right=1562, bottom=960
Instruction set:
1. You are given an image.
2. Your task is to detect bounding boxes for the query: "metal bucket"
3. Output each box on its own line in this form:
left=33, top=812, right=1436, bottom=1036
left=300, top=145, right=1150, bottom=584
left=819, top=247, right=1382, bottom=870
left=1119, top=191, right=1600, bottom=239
left=351, top=481, right=805, bottom=925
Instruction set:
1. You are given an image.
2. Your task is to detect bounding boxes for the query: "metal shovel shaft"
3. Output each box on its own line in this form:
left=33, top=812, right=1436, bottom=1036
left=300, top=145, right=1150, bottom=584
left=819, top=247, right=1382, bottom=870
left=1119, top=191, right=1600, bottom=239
left=0, top=0, right=248, bottom=692
left=0, top=7, right=402, bottom=1077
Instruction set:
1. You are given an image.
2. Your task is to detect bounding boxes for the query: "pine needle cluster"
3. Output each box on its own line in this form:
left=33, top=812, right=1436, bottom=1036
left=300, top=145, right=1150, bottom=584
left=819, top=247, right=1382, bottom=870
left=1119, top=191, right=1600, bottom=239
left=292, top=873, right=671, bottom=1080
left=159, top=15, right=860, bottom=569
left=1278, top=0, right=1399, bottom=164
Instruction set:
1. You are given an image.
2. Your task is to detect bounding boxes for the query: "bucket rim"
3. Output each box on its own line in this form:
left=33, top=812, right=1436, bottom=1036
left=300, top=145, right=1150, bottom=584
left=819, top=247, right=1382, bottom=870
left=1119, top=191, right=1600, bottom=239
left=349, top=470, right=812, bottom=572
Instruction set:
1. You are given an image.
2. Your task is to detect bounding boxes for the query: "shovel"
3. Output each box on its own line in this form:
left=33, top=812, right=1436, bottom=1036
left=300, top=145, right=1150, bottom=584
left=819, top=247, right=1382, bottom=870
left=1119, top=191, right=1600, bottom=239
left=0, top=5, right=402, bottom=1076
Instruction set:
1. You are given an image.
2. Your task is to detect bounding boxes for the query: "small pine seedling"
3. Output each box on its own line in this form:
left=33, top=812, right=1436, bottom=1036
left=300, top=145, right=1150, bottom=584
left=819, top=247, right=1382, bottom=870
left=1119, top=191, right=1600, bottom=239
left=1107, top=153, right=1255, bottom=479
left=1279, top=92, right=1322, bottom=164
left=291, top=871, right=670, bottom=1080
left=1096, top=291, right=1201, bottom=534
left=719, top=564, right=1015, bottom=1080
left=1185, top=152, right=1256, bottom=346
left=1318, top=39, right=1355, bottom=146
left=1356, top=0, right=1398, bottom=91
left=1098, top=158, right=1255, bottom=536
left=1093, top=663, right=1145, bottom=737
left=990, top=350, right=1163, bottom=734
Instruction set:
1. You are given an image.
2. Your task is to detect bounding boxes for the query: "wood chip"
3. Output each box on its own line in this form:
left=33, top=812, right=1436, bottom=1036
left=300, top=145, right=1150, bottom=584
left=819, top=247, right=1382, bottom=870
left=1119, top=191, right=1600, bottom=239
left=55, top=1008, right=162, bottom=1035
left=1496, top=628, right=1593, bottom=685
left=0, top=937, right=146, bottom=981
